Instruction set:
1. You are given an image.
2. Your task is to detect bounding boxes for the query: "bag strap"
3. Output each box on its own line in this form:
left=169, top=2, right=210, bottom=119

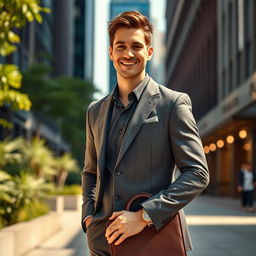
left=125, top=192, right=152, bottom=211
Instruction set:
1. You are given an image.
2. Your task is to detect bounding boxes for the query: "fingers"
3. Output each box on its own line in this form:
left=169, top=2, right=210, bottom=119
left=114, top=233, right=127, bottom=245
left=105, top=211, right=125, bottom=239
left=109, top=210, right=125, bottom=220
left=105, top=220, right=120, bottom=240
left=107, top=230, right=122, bottom=244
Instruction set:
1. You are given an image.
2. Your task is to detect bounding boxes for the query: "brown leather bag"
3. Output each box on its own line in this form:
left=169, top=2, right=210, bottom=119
left=106, top=193, right=187, bottom=256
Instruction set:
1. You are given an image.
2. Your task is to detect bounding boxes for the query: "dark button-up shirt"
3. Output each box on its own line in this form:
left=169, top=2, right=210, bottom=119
left=105, top=74, right=149, bottom=173
left=87, top=74, right=149, bottom=223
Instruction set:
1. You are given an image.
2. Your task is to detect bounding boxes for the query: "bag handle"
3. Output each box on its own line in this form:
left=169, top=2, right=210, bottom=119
left=125, top=192, right=152, bottom=211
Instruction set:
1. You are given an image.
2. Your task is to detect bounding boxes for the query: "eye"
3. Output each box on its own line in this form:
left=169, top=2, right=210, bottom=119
left=117, top=45, right=125, bottom=49
left=133, top=45, right=142, bottom=49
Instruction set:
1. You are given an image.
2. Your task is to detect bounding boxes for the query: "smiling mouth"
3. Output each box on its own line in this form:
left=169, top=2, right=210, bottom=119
left=120, top=61, right=137, bottom=66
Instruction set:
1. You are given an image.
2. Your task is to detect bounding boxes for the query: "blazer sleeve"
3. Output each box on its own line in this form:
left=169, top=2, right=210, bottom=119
left=142, top=93, right=209, bottom=231
left=81, top=101, right=97, bottom=233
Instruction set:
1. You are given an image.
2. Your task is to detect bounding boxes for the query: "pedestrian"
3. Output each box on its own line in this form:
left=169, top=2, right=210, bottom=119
left=81, top=11, right=209, bottom=256
left=237, top=162, right=256, bottom=212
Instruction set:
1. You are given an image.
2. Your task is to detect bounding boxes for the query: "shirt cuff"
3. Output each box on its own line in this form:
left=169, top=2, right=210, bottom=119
left=83, top=215, right=93, bottom=224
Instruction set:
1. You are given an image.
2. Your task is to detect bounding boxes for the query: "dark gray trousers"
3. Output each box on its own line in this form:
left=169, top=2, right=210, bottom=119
left=87, top=219, right=111, bottom=256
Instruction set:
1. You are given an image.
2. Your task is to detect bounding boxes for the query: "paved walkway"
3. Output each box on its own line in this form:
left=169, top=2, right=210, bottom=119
left=25, top=212, right=89, bottom=256
left=25, top=195, right=256, bottom=256
left=185, top=195, right=256, bottom=256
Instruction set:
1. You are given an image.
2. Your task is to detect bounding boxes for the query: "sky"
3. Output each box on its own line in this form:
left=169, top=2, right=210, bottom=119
left=93, top=0, right=166, bottom=99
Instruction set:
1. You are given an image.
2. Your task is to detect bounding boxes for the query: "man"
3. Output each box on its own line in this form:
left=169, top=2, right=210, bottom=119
left=238, top=162, right=256, bottom=212
left=81, top=11, right=209, bottom=256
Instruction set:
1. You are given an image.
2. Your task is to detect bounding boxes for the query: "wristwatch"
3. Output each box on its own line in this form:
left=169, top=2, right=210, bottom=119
left=142, top=208, right=153, bottom=227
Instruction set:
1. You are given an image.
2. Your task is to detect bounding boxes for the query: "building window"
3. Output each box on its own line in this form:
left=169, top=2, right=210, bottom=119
left=237, top=0, right=244, bottom=52
left=245, top=41, right=252, bottom=77
left=237, top=52, right=242, bottom=86
left=222, top=14, right=227, bottom=67
left=222, top=70, right=226, bottom=98
left=229, top=62, right=233, bottom=92
left=244, top=0, right=253, bottom=78
left=228, top=2, right=233, bottom=63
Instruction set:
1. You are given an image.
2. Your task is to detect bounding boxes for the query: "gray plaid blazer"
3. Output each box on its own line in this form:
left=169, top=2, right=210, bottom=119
left=81, top=76, right=209, bottom=251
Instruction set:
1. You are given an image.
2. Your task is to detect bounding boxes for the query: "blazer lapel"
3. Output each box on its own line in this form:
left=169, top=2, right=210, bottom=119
left=114, top=78, right=160, bottom=170
left=98, top=94, right=112, bottom=178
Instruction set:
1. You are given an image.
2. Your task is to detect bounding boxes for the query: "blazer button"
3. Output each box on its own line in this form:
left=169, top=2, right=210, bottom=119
left=119, top=128, right=124, bottom=135
left=115, top=195, right=120, bottom=201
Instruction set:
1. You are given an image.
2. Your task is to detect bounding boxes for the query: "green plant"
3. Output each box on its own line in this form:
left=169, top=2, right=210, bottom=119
left=0, top=170, right=53, bottom=227
left=53, top=153, right=79, bottom=188
left=20, top=137, right=56, bottom=179
left=21, top=63, right=97, bottom=166
left=49, top=184, right=82, bottom=196
left=0, top=136, right=23, bottom=168
left=0, top=0, right=50, bottom=128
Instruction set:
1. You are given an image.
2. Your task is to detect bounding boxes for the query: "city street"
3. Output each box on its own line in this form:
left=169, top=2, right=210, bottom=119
left=25, top=195, right=256, bottom=256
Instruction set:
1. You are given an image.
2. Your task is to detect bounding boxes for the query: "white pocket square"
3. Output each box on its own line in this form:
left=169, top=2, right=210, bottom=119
left=143, top=116, right=159, bottom=124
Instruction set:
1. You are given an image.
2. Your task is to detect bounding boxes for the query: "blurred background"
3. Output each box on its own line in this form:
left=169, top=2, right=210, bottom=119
left=0, top=0, right=256, bottom=256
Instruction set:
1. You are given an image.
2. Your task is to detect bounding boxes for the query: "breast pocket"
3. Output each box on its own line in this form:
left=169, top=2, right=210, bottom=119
left=142, top=120, right=164, bottom=129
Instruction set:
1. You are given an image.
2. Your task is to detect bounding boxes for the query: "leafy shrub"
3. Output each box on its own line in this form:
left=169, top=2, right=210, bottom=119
left=49, top=184, right=82, bottom=195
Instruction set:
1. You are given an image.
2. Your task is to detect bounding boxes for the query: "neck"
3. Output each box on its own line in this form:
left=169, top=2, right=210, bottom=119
left=117, top=72, right=146, bottom=106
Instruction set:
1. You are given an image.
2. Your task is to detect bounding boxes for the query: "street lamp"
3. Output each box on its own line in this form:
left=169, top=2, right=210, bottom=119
left=204, top=146, right=210, bottom=154
left=209, top=143, right=217, bottom=152
left=217, top=139, right=224, bottom=148
left=226, top=135, right=234, bottom=144
left=239, top=129, right=247, bottom=139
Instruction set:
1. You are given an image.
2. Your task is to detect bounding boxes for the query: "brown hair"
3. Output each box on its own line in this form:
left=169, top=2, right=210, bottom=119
left=108, top=11, right=153, bottom=47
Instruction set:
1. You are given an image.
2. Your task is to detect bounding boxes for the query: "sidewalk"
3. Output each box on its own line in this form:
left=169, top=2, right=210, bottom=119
left=24, top=195, right=256, bottom=256
left=25, top=211, right=89, bottom=256
left=185, top=196, right=256, bottom=256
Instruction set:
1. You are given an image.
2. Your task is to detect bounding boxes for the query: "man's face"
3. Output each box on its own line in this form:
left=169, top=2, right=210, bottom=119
left=109, top=27, right=153, bottom=80
left=246, top=164, right=252, bottom=171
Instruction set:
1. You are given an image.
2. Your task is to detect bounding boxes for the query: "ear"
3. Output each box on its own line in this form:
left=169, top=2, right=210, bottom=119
left=147, top=46, right=153, bottom=61
left=109, top=46, right=113, bottom=61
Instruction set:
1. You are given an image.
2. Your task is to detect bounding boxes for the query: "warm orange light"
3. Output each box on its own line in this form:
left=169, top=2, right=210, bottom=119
left=243, top=143, right=251, bottom=151
left=239, top=130, right=247, bottom=139
left=209, top=143, right=217, bottom=152
left=217, top=139, right=224, bottom=148
left=204, top=146, right=210, bottom=154
left=226, top=135, right=234, bottom=144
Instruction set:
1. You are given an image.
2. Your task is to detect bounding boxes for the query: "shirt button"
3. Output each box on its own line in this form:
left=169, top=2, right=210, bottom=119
left=115, top=171, right=121, bottom=176
left=115, top=195, right=120, bottom=201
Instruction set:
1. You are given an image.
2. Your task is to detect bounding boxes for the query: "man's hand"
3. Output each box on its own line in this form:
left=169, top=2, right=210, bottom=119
left=105, top=210, right=147, bottom=246
left=85, top=216, right=94, bottom=229
left=237, top=186, right=242, bottom=192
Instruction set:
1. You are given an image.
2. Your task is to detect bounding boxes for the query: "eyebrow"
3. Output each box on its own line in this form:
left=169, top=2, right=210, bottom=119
left=115, top=41, right=144, bottom=46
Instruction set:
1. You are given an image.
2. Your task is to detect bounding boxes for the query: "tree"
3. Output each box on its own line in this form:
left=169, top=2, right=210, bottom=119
left=0, top=0, right=50, bottom=128
left=20, top=137, right=56, bottom=179
left=53, top=153, right=79, bottom=189
left=21, top=63, right=97, bottom=167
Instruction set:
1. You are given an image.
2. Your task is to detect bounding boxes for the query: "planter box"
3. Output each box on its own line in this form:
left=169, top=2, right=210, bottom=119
left=46, top=195, right=82, bottom=211
left=46, top=196, right=64, bottom=212
left=63, top=195, right=82, bottom=210
left=0, top=212, right=62, bottom=256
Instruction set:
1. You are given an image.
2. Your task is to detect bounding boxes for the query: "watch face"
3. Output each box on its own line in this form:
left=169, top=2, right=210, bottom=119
left=143, top=210, right=150, bottom=221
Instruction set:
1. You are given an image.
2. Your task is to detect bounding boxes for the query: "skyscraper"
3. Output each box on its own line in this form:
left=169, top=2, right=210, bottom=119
left=165, top=0, right=256, bottom=198
left=74, top=0, right=95, bottom=81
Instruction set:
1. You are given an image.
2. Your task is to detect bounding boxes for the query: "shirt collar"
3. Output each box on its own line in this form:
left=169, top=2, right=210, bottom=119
left=112, top=73, right=149, bottom=103
left=132, top=73, right=150, bottom=100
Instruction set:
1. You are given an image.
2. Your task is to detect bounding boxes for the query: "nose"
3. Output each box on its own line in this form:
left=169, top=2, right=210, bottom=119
left=123, top=48, right=134, bottom=58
